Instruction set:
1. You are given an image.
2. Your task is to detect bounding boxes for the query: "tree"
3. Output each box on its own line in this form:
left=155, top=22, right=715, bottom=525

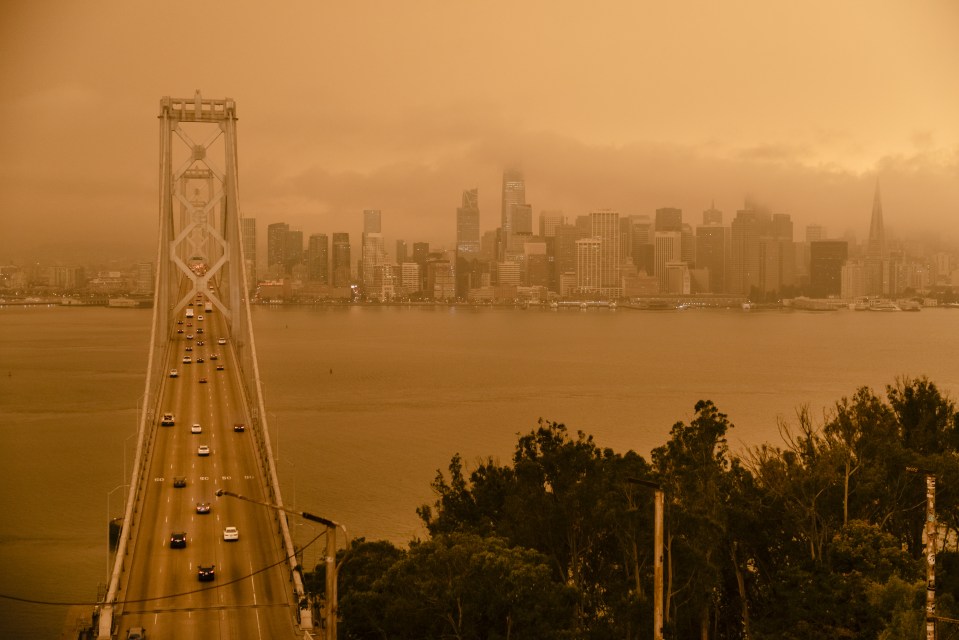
left=349, top=533, right=577, bottom=640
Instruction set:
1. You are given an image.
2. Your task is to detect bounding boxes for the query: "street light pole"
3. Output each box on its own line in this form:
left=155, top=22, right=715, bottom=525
left=216, top=489, right=346, bottom=639
left=628, top=478, right=664, bottom=640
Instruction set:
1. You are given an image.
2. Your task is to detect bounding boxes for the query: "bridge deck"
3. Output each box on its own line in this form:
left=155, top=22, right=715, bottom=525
left=112, top=294, right=299, bottom=639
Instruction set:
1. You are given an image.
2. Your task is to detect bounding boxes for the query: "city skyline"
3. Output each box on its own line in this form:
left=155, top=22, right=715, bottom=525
left=2, top=2, right=958, bottom=263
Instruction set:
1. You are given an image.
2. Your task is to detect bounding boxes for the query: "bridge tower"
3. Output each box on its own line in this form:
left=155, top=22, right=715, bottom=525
left=157, top=91, right=249, bottom=331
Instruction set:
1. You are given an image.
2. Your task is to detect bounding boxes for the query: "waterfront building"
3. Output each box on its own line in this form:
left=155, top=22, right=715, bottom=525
left=654, top=231, right=682, bottom=291
left=361, top=232, right=387, bottom=291
left=400, top=262, right=421, bottom=295
left=396, top=240, right=408, bottom=265
left=553, top=224, right=585, bottom=293
left=810, top=240, right=848, bottom=297
left=695, top=224, right=728, bottom=293
left=496, top=261, right=521, bottom=287
left=134, top=262, right=154, bottom=296
left=267, top=222, right=290, bottom=274
left=331, top=232, right=351, bottom=287
left=575, top=237, right=602, bottom=294
left=306, top=233, right=329, bottom=283
left=729, top=206, right=768, bottom=296
left=590, top=209, right=621, bottom=296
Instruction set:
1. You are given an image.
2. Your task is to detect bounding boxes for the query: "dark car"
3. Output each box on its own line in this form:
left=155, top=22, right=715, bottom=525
left=173, top=476, right=186, bottom=488
left=209, top=353, right=218, bottom=360
left=196, top=356, right=204, bottom=363
left=176, top=329, right=184, bottom=334
left=196, top=502, right=211, bottom=514
left=198, top=377, right=208, bottom=384
left=216, top=364, right=224, bottom=371
left=126, top=627, right=146, bottom=640
left=233, top=423, right=246, bottom=432
left=170, top=532, right=187, bottom=548
left=197, top=565, right=215, bottom=581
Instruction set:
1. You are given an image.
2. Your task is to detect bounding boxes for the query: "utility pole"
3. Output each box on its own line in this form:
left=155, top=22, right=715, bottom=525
left=628, top=478, right=664, bottom=640
left=908, top=467, right=937, bottom=640
left=216, top=489, right=345, bottom=638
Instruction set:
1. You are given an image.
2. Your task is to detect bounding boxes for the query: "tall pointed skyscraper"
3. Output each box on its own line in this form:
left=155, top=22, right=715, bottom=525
left=865, top=182, right=886, bottom=295
left=866, top=182, right=886, bottom=259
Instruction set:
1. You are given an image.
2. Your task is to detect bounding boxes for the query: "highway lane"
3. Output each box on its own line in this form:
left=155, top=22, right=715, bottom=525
left=114, top=299, right=299, bottom=639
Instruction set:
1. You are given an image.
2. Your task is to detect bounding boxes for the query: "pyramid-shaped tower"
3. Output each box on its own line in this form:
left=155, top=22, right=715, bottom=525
left=864, top=181, right=886, bottom=295
left=866, top=181, right=886, bottom=260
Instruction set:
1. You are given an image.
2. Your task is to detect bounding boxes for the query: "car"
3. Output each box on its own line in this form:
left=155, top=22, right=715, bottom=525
left=196, top=328, right=204, bottom=334
left=191, top=423, right=202, bottom=434
left=198, top=377, right=208, bottom=384
left=209, top=353, right=218, bottom=361
left=233, top=423, right=246, bottom=432
left=197, top=565, right=215, bottom=581
left=217, top=338, right=226, bottom=345
left=176, top=328, right=184, bottom=334
left=223, top=526, right=239, bottom=541
left=197, top=445, right=210, bottom=456
left=196, top=340, right=204, bottom=346
left=186, top=334, right=194, bottom=340
left=196, top=502, right=211, bottom=514
left=186, top=322, right=192, bottom=327
left=170, top=532, right=187, bottom=548
left=198, top=315, right=204, bottom=321
left=216, top=364, right=224, bottom=371
left=126, top=627, right=147, bottom=640
left=173, top=476, right=186, bottom=488
left=161, top=413, right=175, bottom=426
left=185, top=346, right=193, bottom=352
left=177, top=320, right=183, bottom=325
left=196, top=356, right=204, bottom=363
left=169, top=369, right=178, bottom=378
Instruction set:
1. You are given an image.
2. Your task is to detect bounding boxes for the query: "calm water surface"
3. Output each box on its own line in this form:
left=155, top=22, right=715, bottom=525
left=1, top=303, right=957, bottom=638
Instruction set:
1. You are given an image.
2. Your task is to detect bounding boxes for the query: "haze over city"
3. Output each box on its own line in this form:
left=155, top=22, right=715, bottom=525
left=1, top=1, right=958, bottom=263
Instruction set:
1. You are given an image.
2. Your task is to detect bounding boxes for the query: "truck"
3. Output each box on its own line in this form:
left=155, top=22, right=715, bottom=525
left=185, top=308, right=194, bottom=318
left=204, top=302, right=213, bottom=313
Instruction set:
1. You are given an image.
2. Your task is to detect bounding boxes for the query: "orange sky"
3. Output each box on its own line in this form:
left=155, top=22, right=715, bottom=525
left=1, top=0, right=957, bottom=262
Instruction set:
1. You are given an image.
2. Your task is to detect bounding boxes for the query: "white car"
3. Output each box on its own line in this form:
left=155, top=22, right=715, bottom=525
left=169, top=369, right=178, bottom=378
left=217, top=338, right=227, bottom=345
left=182, top=356, right=192, bottom=364
left=161, top=413, right=175, bottom=426
left=191, top=423, right=202, bottom=434
left=198, top=315, right=204, bottom=321
left=197, top=445, right=210, bottom=456
left=223, top=526, right=239, bottom=541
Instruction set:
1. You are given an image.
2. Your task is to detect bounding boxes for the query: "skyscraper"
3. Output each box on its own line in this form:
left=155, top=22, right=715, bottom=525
left=696, top=224, right=728, bottom=293
left=364, top=209, right=382, bottom=234
left=810, top=240, right=848, bottom=297
left=306, top=233, right=329, bottom=283
left=456, top=188, right=481, bottom=299
left=267, top=222, right=290, bottom=273
left=395, top=240, right=408, bottom=265
left=331, top=232, right=351, bottom=287
left=500, top=169, right=526, bottom=259
left=456, top=188, right=480, bottom=255
left=865, top=182, right=886, bottom=295
left=655, top=207, right=683, bottom=232
left=590, top=210, right=621, bottom=296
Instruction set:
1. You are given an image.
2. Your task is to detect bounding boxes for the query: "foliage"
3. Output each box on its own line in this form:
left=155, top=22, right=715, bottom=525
left=333, top=378, right=959, bottom=639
